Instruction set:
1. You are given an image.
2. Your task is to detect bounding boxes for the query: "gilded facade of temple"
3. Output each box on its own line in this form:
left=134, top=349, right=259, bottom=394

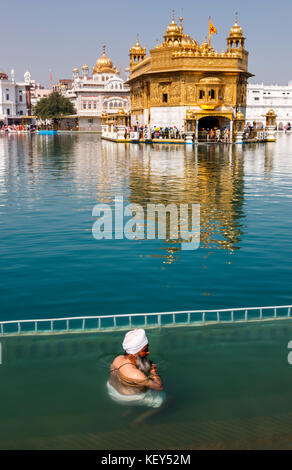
left=127, top=14, right=253, bottom=133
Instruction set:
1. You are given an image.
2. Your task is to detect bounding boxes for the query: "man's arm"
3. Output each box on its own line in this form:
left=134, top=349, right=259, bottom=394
left=123, top=362, right=163, bottom=391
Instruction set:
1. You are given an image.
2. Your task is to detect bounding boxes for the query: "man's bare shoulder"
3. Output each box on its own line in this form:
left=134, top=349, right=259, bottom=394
left=125, top=364, right=147, bottom=381
left=111, top=355, right=126, bottom=370
left=111, top=355, right=125, bottom=365
left=111, top=356, right=147, bottom=381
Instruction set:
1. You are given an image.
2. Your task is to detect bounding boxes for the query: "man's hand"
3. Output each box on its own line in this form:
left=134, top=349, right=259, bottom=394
left=148, top=362, right=163, bottom=391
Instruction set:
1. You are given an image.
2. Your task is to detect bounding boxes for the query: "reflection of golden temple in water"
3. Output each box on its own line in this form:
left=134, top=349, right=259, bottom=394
left=93, top=139, right=248, bottom=263
left=124, top=143, right=246, bottom=263
left=24, top=136, right=249, bottom=263
left=2, top=134, right=277, bottom=265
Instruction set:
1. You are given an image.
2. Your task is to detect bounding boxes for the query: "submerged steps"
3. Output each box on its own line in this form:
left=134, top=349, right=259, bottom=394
left=0, top=306, right=291, bottom=337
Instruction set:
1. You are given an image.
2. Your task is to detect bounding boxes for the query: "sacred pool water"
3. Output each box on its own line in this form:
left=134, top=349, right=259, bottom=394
left=0, top=134, right=292, bottom=449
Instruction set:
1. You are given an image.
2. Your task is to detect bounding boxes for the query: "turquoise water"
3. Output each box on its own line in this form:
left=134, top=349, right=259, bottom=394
left=0, top=134, right=292, bottom=321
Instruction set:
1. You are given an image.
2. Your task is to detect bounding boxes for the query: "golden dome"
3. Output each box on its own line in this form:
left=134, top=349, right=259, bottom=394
left=236, top=111, right=245, bottom=119
left=130, top=35, right=146, bottom=58
left=73, top=67, right=79, bottom=72
left=82, top=64, right=89, bottom=69
left=166, top=12, right=180, bottom=35
left=229, top=15, right=243, bottom=37
left=93, top=45, right=114, bottom=73
left=131, top=36, right=144, bottom=52
left=181, top=34, right=199, bottom=49
left=163, top=13, right=200, bottom=48
left=266, top=109, right=276, bottom=116
left=167, top=21, right=180, bottom=34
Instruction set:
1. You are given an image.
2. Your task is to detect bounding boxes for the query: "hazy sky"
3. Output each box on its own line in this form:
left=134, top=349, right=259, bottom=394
left=2, top=0, right=292, bottom=86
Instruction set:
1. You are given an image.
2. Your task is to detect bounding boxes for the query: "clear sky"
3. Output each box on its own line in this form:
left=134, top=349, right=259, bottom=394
left=2, top=0, right=292, bottom=86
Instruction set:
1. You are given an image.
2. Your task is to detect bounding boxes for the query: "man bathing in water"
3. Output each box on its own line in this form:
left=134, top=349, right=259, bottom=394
left=107, top=329, right=165, bottom=420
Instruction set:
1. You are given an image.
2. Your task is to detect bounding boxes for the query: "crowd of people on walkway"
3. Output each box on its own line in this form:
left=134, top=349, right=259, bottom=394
left=0, top=123, right=36, bottom=133
left=198, top=127, right=230, bottom=142
left=122, top=125, right=184, bottom=140
left=121, top=123, right=233, bottom=142
left=150, top=126, right=183, bottom=140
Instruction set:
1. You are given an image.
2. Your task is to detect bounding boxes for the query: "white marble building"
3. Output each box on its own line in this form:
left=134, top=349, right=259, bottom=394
left=0, top=69, right=32, bottom=123
left=29, top=78, right=52, bottom=108
left=246, top=82, right=292, bottom=128
left=65, top=45, right=130, bottom=130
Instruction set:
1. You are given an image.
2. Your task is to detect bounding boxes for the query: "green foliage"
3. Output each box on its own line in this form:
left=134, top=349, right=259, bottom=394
left=34, top=92, right=76, bottom=119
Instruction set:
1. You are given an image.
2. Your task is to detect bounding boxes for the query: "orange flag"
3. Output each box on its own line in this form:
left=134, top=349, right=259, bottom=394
left=209, top=17, right=217, bottom=47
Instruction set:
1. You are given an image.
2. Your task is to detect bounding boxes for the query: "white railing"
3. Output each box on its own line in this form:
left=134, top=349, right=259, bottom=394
left=0, top=306, right=291, bottom=337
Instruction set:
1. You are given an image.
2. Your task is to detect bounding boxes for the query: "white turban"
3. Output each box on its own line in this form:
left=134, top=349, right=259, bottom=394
left=122, top=329, right=148, bottom=355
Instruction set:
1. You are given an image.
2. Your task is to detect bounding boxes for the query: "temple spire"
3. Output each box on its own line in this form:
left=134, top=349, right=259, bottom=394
left=179, top=15, right=183, bottom=32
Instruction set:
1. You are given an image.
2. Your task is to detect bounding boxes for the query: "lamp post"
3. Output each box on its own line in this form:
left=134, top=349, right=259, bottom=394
left=264, top=109, right=277, bottom=142
left=184, top=110, right=195, bottom=144
left=234, top=111, right=245, bottom=144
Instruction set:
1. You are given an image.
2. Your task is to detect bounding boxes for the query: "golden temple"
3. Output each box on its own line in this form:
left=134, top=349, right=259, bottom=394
left=127, top=13, right=253, bottom=134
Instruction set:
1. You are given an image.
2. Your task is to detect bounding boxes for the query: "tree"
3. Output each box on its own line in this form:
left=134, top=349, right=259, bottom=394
left=34, top=92, right=75, bottom=119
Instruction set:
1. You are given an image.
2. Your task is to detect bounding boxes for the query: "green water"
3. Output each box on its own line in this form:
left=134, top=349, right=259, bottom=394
left=0, top=321, right=292, bottom=449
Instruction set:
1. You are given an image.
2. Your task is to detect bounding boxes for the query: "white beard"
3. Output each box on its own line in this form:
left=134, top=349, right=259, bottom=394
left=136, top=355, right=151, bottom=373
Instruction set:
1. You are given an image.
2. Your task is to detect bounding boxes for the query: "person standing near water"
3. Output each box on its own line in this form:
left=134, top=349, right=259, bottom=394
left=107, top=329, right=165, bottom=410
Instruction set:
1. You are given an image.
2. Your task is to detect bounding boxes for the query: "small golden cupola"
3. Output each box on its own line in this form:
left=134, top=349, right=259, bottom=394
left=129, top=35, right=146, bottom=68
left=227, top=14, right=245, bottom=50
left=163, top=11, right=184, bottom=46
left=93, top=44, right=114, bottom=74
left=82, top=64, right=89, bottom=78
left=200, top=37, right=209, bottom=53
left=72, top=67, right=79, bottom=79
